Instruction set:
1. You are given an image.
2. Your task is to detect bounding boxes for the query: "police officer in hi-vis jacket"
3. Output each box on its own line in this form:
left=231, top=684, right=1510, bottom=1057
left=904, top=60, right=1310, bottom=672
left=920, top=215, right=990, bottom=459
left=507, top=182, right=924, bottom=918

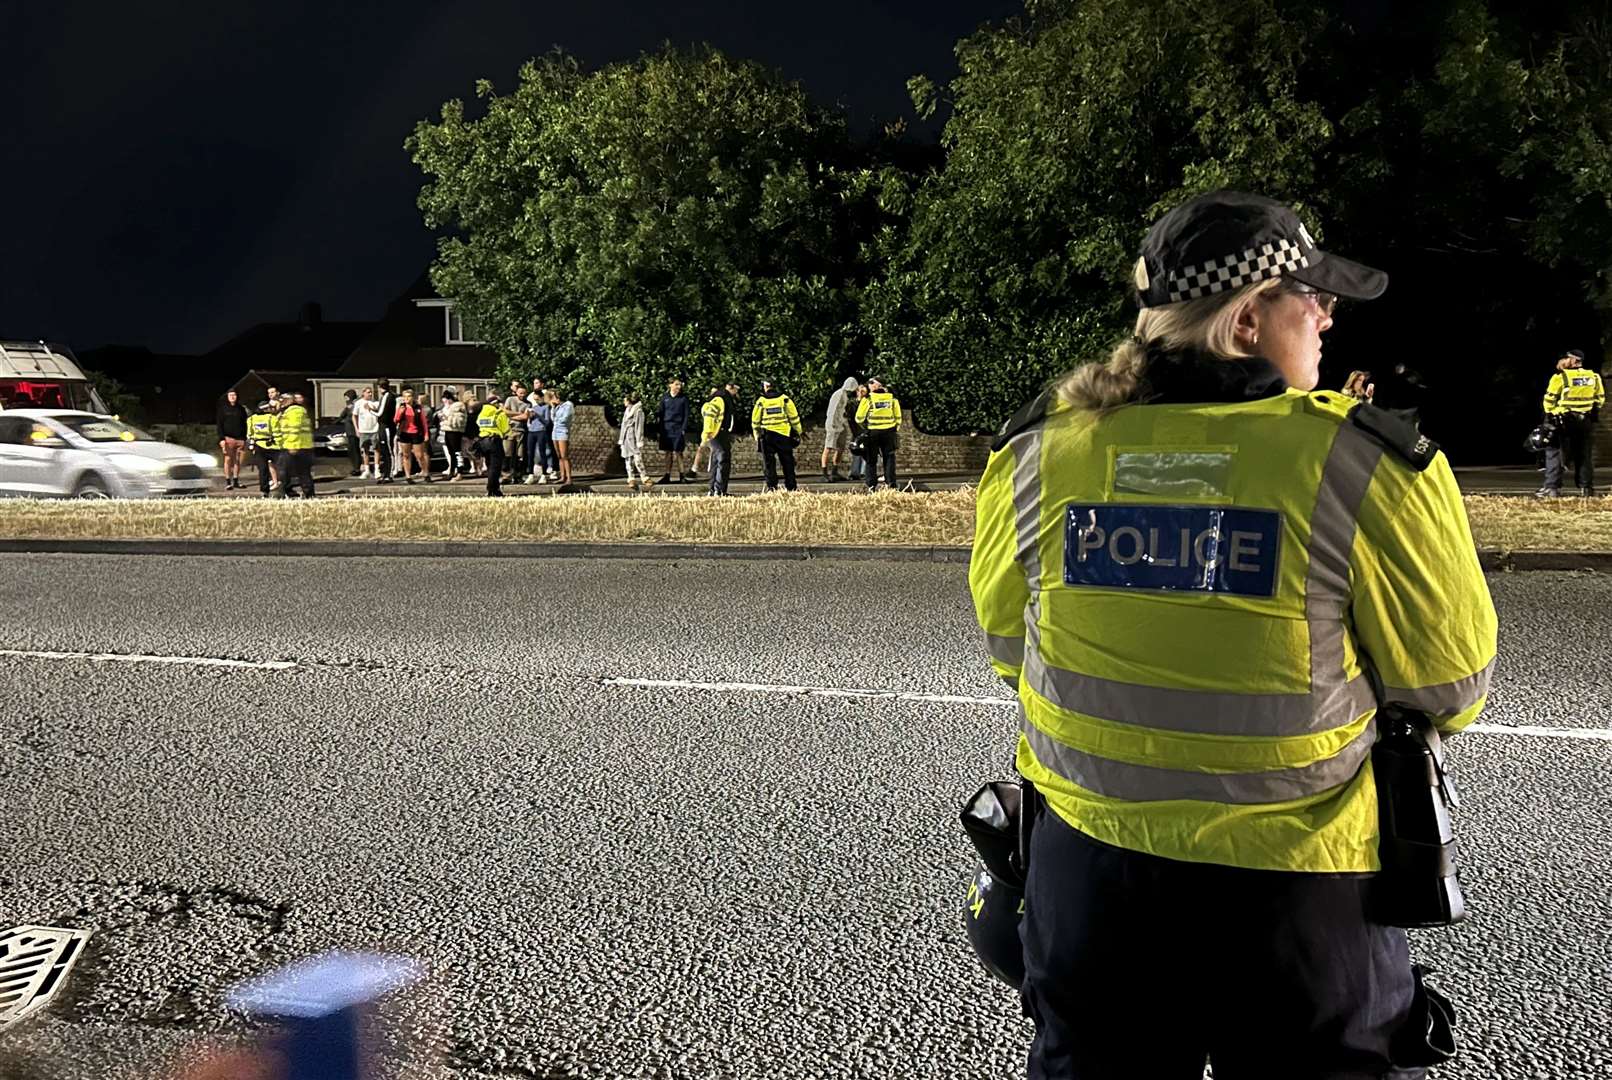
left=970, top=191, right=1497, bottom=1079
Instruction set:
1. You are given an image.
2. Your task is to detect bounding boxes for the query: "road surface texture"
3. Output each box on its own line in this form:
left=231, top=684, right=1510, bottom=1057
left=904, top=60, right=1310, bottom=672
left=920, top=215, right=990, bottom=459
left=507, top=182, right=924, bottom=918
left=1, top=554, right=1608, bottom=1079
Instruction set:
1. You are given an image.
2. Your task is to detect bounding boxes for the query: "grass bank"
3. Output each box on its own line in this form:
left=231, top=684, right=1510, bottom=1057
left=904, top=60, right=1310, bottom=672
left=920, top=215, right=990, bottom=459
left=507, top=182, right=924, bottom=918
left=0, top=490, right=978, bottom=547
left=0, top=491, right=1606, bottom=552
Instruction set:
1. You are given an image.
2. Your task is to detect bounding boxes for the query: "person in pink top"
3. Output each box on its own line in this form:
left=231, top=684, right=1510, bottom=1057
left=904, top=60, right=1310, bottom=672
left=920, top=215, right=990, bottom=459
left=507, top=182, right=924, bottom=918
left=393, top=387, right=434, bottom=483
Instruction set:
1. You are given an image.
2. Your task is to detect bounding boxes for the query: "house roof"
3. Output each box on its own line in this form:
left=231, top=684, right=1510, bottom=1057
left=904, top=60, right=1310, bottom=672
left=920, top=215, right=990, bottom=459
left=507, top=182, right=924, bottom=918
left=337, top=274, right=499, bottom=382
left=203, top=309, right=375, bottom=375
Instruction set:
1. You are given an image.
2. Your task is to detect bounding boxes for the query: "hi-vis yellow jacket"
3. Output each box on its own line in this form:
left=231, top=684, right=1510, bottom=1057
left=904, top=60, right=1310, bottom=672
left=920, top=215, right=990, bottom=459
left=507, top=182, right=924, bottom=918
left=1543, top=368, right=1605, bottom=416
left=969, top=358, right=1497, bottom=874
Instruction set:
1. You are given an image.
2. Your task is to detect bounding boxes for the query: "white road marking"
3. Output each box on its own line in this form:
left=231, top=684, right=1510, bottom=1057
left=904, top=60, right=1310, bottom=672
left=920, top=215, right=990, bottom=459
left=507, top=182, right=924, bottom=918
left=603, top=676, right=1019, bottom=710
left=604, top=677, right=1612, bottom=742
left=0, top=648, right=296, bottom=671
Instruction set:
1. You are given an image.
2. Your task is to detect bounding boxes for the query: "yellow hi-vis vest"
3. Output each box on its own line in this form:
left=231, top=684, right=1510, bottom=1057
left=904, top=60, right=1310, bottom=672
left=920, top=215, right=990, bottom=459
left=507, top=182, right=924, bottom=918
left=247, top=412, right=277, bottom=450
left=969, top=382, right=1497, bottom=874
left=701, top=396, right=726, bottom=441
left=856, top=391, right=901, bottom=431
left=1543, top=368, right=1605, bottom=416
left=278, top=405, right=314, bottom=450
left=752, top=394, right=801, bottom=437
left=475, top=402, right=511, bottom=439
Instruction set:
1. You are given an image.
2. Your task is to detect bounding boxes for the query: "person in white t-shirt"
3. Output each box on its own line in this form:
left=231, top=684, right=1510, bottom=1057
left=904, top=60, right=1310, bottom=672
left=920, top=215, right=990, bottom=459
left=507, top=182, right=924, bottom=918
left=353, top=386, right=383, bottom=479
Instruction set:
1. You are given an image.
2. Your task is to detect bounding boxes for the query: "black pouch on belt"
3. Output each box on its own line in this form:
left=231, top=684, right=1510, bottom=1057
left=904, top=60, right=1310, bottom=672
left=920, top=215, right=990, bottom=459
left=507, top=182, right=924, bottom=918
left=960, top=779, right=1038, bottom=888
left=1371, top=705, right=1466, bottom=928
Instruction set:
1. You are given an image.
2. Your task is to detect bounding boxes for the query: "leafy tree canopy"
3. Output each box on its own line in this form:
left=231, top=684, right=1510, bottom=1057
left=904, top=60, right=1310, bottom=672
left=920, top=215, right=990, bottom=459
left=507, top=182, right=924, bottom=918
left=408, top=45, right=871, bottom=415
left=863, top=0, right=1333, bottom=431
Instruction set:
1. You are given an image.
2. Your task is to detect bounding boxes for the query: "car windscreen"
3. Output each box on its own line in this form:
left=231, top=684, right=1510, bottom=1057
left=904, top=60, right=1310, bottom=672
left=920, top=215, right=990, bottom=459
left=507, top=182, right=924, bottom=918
left=55, top=416, right=154, bottom=443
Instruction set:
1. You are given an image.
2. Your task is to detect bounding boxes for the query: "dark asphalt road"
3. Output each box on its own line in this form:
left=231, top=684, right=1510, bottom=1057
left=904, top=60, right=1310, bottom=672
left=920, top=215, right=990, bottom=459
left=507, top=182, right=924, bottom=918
left=0, top=555, right=1608, bottom=1079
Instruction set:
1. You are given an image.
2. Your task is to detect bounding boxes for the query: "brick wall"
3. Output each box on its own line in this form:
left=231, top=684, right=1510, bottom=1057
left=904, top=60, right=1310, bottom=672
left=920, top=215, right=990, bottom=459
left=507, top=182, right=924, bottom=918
left=560, top=404, right=992, bottom=479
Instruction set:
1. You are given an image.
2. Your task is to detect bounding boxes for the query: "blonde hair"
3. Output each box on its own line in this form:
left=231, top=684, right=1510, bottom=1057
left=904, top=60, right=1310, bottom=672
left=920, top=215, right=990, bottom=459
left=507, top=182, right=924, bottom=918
left=1341, top=370, right=1373, bottom=398
left=1558, top=355, right=1580, bottom=372
left=1058, top=270, right=1283, bottom=413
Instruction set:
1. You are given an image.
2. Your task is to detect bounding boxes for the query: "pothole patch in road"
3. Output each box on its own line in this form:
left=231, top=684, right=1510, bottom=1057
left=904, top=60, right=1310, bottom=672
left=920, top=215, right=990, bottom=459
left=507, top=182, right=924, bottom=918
left=38, top=881, right=292, bottom=1032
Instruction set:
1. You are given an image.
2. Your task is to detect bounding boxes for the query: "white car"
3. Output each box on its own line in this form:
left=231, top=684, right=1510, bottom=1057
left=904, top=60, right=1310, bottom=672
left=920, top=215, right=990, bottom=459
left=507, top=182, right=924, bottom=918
left=0, top=410, right=217, bottom=498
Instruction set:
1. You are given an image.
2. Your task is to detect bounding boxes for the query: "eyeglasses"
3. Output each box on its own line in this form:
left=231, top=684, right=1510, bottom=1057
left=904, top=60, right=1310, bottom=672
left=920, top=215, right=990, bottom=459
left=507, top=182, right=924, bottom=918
left=1284, top=281, right=1339, bottom=317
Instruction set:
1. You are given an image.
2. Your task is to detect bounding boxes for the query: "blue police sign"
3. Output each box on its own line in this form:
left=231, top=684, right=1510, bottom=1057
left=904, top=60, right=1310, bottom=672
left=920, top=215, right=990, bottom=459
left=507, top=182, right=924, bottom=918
left=1063, top=504, right=1281, bottom=597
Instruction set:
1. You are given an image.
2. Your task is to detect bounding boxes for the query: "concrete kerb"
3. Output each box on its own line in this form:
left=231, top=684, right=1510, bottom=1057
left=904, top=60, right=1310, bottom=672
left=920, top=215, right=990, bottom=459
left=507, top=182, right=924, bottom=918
left=0, top=539, right=1609, bottom=570
left=0, top=538, right=973, bottom=563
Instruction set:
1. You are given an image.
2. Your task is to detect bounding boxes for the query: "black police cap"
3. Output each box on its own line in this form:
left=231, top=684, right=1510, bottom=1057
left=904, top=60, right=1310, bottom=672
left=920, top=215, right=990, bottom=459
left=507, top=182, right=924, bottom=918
left=1135, top=190, right=1387, bottom=309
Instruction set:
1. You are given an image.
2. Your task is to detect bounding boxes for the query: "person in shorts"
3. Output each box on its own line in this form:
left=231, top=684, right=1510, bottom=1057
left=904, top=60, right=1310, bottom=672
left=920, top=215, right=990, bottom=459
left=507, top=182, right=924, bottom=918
left=353, top=386, right=382, bottom=479
left=216, top=389, right=249, bottom=490
left=657, top=379, right=690, bottom=483
left=503, top=380, right=530, bottom=482
left=821, top=376, right=859, bottom=482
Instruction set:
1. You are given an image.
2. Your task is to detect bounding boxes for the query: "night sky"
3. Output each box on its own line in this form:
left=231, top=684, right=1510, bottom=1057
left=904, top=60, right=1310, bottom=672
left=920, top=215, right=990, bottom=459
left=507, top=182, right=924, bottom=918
left=7, top=0, right=1023, bottom=357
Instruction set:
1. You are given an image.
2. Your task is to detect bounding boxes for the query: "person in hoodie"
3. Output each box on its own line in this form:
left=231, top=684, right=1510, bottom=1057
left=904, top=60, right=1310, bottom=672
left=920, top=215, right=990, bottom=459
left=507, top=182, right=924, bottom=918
left=216, top=389, right=249, bottom=490
left=619, top=391, right=653, bottom=492
left=821, top=376, right=859, bottom=482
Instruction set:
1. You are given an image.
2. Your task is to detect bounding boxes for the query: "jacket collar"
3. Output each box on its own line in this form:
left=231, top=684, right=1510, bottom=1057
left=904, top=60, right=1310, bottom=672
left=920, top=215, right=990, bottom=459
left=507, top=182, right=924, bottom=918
left=1139, top=345, right=1288, bottom=405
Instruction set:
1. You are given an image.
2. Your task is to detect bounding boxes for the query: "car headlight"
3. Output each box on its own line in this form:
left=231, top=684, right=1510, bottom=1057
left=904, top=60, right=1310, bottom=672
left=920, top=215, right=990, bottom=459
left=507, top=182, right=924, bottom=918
left=109, top=455, right=169, bottom=474
left=192, top=453, right=218, bottom=468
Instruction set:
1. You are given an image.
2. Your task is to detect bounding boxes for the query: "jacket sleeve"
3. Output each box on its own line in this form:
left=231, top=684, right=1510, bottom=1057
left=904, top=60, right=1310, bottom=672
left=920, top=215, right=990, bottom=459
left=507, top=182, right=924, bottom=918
left=1596, top=372, right=1606, bottom=410
left=750, top=399, right=762, bottom=428
left=855, top=398, right=870, bottom=424
left=968, top=443, right=1030, bottom=687
left=1543, top=374, right=1564, bottom=415
left=1350, top=452, right=1498, bottom=736
left=787, top=398, right=801, bottom=434
left=893, top=397, right=903, bottom=425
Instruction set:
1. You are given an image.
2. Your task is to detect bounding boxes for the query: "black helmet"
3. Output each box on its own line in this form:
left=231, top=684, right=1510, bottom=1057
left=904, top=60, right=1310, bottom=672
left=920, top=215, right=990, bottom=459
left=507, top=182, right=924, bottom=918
left=964, top=862, right=1025, bottom=987
left=960, top=780, right=1033, bottom=988
left=1525, top=421, right=1560, bottom=453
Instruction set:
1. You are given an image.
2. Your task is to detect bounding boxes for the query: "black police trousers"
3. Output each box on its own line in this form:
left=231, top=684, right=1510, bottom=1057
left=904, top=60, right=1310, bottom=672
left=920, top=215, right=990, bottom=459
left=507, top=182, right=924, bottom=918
left=1022, top=810, right=1427, bottom=1080
left=480, top=437, right=505, bottom=496
left=275, top=450, right=314, bottom=498
left=759, top=430, right=797, bottom=491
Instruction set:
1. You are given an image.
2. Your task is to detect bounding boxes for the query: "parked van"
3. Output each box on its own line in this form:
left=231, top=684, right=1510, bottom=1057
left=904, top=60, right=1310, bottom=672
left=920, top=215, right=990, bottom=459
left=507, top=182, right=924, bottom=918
left=0, top=341, right=110, bottom=414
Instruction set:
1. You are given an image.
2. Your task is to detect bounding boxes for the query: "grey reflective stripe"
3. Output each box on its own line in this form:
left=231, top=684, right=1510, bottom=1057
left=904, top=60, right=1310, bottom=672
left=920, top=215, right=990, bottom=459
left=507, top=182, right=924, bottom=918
left=1009, top=426, right=1045, bottom=590
left=1021, top=621, right=1375, bottom=737
left=1306, top=422, right=1383, bottom=705
left=1383, top=657, right=1495, bottom=717
left=984, top=633, right=1025, bottom=669
left=1020, top=708, right=1376, bottom=805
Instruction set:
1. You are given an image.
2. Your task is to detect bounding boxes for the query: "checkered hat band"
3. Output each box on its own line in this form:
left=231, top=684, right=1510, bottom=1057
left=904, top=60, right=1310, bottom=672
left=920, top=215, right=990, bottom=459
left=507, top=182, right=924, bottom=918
left=1164, top=238, right=1313, bottom=303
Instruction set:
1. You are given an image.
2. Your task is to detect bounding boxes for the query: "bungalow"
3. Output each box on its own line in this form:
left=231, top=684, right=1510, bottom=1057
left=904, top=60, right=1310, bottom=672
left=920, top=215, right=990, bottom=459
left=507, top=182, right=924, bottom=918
left=310, top=275, right=501, bottom=419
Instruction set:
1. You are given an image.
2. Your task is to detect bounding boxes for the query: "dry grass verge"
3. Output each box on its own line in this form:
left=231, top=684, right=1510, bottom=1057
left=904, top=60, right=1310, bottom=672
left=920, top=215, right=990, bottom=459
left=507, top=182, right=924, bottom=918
left=0, top=490, right=979, bottom=547
left=1459, top=495, right=1612, bottom=552
left=1, top=491, right=1609, bottom=552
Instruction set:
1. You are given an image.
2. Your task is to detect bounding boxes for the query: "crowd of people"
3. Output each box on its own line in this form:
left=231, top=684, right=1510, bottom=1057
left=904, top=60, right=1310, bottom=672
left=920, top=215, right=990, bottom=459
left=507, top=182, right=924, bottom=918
left=216, top=375, right=906, bottom=498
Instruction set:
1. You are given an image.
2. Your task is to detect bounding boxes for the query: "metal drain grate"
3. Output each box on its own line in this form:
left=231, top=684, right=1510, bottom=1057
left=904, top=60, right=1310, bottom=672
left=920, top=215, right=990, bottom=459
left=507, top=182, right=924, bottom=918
left=0, top=926, right=91, bottom=1029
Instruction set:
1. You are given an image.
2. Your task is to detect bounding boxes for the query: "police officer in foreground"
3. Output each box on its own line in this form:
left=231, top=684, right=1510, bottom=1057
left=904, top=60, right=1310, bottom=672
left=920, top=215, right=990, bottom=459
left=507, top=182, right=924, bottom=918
left=970, top=191, right=1498, bottom=1078
left=275, top=393, right=315, bottom=499
left=1537, top=348, right=1604, bottom=498
left=751, top=377, right=802, bottom=491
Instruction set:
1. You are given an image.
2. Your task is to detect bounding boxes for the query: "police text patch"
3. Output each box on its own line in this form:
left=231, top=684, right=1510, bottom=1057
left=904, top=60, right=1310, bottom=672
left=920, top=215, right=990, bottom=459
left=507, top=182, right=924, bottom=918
left=1063, top=505, right=1281, bottom=597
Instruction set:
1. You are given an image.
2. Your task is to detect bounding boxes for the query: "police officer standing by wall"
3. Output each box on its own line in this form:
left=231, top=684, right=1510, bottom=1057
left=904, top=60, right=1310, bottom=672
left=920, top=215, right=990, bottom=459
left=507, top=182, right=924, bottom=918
left=1537, top=348, right=1605, bottom=497
left=474, top=393, right=511, bottom=496
left=701, top=385, right=730, bottom=496
left=854, top=376, right=902, bottom=490
left=274, top=393, right=315, bottom=499
left=751, top=377, right=802, bottom=492
left=246, top=399, right=278, bottom=497
left=970, top=191, right=1498, bottom=1078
